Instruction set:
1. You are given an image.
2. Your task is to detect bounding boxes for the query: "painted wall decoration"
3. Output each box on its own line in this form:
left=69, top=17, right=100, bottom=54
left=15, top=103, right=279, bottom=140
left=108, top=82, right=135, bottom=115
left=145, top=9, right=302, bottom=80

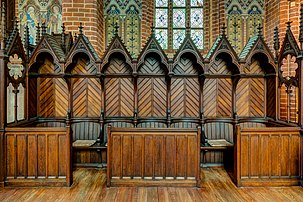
left=104, top=0, right=142, bottom=57
left=226, top=0, right=264, bottom=54
left=18, top=0, right=62, bottom=44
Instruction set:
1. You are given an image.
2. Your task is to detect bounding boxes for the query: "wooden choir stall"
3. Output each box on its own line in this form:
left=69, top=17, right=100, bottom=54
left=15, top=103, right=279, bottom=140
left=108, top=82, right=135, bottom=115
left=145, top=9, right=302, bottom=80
left=1, top=17, right=303, bottom=188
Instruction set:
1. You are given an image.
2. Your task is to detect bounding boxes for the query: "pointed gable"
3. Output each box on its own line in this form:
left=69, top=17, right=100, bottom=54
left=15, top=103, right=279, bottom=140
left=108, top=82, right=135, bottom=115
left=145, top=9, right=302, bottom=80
left=239, top=34, right=275, bottom=69
left=173, top=34, right=204, bottom=68
left=6, top=26, right=26, bottom=61
left=137, top=33, right=169, bottom=68
left=278, top=23, right=300, bottom=63
left=101, top=34, right=133, bottom=69
left=29, top=34, right=65, bottom=67
left=66, top=34, right=100, bottom=67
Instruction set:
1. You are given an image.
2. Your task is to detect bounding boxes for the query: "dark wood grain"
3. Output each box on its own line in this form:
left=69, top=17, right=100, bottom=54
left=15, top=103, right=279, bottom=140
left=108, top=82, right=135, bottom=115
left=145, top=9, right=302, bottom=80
left=107, top=127, right=201, bottom=187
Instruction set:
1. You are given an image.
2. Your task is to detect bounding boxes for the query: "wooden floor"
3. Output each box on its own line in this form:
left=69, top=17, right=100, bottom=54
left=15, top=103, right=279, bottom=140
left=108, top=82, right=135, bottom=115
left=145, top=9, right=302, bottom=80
left=1, top=167, right=303, bottom=202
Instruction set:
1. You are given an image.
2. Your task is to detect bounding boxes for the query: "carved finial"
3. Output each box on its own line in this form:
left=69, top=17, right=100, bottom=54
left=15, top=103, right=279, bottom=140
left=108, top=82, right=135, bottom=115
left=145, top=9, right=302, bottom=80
left=74, top=32, right=78, bottom=41
left=151, top=23, right=155, bottom=36
left=13, top=17, right=18, bottom=31
left=61, top=23, right=66, bottom=52
left=24, top=25, right=30, bottom=60
left=186, top=21, right=190, bottom=36
left=79, top=22, right=84, bottom=35
left=257, top=23, right=263, bottom=36
left=1, top=1, right=6, bottom=40
left=221, top=23, right=227, bottom=36
left=274, top=27, right=280, bottom=51
left=286, top=21, right=292, bottom=30
left=114, top=22, right=119, bottom=36
left=41, top=22, right=47, bottom=36
left=299, top=5, right=303, bottom=44
left=36, top=23, right=41, bottom=44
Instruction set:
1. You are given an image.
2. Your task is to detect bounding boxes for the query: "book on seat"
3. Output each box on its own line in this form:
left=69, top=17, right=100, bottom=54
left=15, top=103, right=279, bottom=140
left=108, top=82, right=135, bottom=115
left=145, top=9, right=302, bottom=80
left=207, top=139, right=233, bottom=147
left=72, top=140, right=96, bottom=147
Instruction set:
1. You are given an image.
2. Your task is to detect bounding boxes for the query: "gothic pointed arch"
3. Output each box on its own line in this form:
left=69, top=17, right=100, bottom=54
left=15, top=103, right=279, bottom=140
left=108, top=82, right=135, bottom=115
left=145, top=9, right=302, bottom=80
left=65, top=33, right=100, bottom=71
left=240, top=34, right=276, bottom=74
left=29, top=34, right=65, bottom=72
left=137, top=33, right=169, bottom=70
left=206, top=29, right=240, bottom=74
left=173, top=33, right=204, bottom=71
left=101, top=34, right=133, bottom=72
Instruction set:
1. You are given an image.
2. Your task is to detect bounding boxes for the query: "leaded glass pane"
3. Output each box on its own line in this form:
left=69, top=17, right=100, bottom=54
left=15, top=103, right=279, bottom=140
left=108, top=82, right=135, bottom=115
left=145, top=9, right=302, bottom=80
left=156, top=0, right=168, bottom=7
left=155, top=9, right=168, bottom=28
left=191, top=0, right=203, bottom=6
left=191, top=29, right=203, bottom=49
left=155, top=29, right=168, bottom=49
left=173, top=9, right=186, bottom=28
left=173, top=0, right=186, bottom=7
left=191, top=8, right=203, bottom=28
left=173, top=29, right=186, bottom=49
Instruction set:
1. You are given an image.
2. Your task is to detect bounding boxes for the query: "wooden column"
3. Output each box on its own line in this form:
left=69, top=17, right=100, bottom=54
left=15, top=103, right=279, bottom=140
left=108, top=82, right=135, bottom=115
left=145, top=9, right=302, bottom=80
left=0, top=48, right=7, bottom=187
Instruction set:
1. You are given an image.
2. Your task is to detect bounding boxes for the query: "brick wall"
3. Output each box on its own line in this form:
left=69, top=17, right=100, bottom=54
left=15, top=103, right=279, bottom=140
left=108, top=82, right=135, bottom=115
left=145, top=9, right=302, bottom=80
left=141, top=0, right=154, bottom=51
left=265, top=0, right=302, bottom=122
left=62, top=0, right=104, bottom=57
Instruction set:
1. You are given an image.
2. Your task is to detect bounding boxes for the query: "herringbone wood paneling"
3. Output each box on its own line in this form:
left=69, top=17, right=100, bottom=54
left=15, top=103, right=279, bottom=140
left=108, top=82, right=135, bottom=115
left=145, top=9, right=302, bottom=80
left=203, top=79, right=232, bottom=117
left=105, top=58, right=132, bottom=74
left=72, top=63, right=102, bottom=117
left=171, top=78, right=199, bottom=117
left=267, top=78, right=276, bottom=118
left=72, top=58, right=97, bottom=74
left=244, top=59, right=264, bottom=74
left=28, top=78, right=37, bottom=118
left=173, top=57, right=198, bottom=75
left=209, top=58, right=231, bottom=74
left=39, top=78, right=54, bottom=117
left=39, top=78, right=68, bottom=117
left=139, top=57, right=165, bottom=74
left=237, top=78, right=265, bottom=117
left=138, top=78, right=166, bottom=117
left=105, top=78, right=134, bottom=117
left=73, top=78, right=101, bottom=117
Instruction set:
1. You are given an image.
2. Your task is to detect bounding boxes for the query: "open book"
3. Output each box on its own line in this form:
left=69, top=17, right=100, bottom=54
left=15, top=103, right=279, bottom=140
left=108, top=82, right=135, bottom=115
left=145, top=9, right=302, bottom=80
left=207, top=139, right=233, bottom=147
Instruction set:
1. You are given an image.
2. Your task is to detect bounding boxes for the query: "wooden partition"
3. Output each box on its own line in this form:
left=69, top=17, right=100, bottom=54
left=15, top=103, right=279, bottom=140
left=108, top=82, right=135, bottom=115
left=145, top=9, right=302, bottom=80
left=233, top=126, right=302, bottom=187
left=107, top=127, right=201, bottom=187
left=4, top=127, right=72, bottom=187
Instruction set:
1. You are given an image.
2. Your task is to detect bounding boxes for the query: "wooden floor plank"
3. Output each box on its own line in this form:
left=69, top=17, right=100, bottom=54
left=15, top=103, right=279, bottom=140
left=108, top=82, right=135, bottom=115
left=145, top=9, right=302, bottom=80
left=0, top=168, right=303, bottom=202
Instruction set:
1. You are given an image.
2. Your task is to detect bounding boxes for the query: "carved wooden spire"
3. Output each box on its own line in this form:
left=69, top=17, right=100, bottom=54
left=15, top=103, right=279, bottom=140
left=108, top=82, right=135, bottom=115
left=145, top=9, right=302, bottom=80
left=24, top=25, right=30, bottom=60
left=299, top=4, right=303, bottom=49
left=257, top=23, right=263, bottom=37
left=0, top=1, right=6, bottom=50
left=274, top=26, right=280, bottom=62
left=114, top=22, right=119, bottom=36
left=41, top=22, right=47, bottom=36
left=36, top=23, right=41, bottom=45
left=79, top=23, right=84, bottom=35
left=61, top=23, right=66, bottom=52
left=221, top=23, right=227, bottom=36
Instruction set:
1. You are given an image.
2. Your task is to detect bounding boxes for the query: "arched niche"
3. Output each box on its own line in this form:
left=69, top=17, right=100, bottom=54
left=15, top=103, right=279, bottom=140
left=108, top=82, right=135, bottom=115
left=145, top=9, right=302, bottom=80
left=171, top=52, right=202, bottom=118
left=137, top=53, right=168, bottom=118
left=204, top=53, right=237, bottom=118
left=236, top=53, right=275, bottom=118
left=68, top=52, right=101, bottom=118
left=28, top=52, right=68, bottom=118
left=103, top=52, right=134, bottom=117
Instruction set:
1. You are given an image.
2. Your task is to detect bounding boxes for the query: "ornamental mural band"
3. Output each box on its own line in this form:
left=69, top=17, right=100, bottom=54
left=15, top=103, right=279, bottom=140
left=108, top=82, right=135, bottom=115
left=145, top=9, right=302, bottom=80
left=18, top=0, right=62, bottom=45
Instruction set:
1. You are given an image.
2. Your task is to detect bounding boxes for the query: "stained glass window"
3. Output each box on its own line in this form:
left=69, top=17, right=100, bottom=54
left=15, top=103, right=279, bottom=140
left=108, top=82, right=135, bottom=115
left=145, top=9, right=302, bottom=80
left=155, top=0, right=204, bottom=50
